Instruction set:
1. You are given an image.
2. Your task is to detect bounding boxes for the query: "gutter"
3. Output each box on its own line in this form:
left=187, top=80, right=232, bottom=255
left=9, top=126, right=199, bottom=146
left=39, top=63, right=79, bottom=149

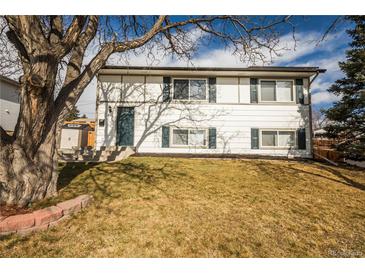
left=308, top=68, right=326, bottom=159
left=101, top=65, right=327, bottom=74
left=0, top=75, right=20, bottom=87
left=310, top=69, right=326, bottom=85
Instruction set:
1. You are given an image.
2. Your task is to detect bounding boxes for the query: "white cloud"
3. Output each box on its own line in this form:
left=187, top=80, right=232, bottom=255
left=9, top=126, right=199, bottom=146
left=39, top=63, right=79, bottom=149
left=273, top=30, right=347, bottom=65
left=312, top=91, right=341, bottom=105
left=76, top=79, right=97, bottom=118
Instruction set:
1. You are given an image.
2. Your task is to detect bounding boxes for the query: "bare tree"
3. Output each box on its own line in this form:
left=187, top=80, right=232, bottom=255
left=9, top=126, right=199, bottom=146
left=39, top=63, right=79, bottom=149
left=312, top=109, right=327, bottom=130
left=0, top=18, right=22, bottom=78
left=0, top=15, right=294, bottom=206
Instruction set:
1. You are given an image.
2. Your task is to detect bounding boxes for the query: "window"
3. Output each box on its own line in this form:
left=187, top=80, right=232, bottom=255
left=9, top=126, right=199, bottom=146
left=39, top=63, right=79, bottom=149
left=98, top=119, right=105, bottom=127
left=172, top=129, right=188, bottom=145
left=278, top=131, right=295, bottom=147
left=173, top=80, right=189, bottom=100
left=260, top=80, right=294, bottom=102
left=189, top=130, right=206, bottom=146
left=261, top=130, right=295, bottom=148
left=261, top=81, right=276, bottom=101
left=262, top=131, right=277, bottom=147
left=190, top=80, right=206, bottom=100
left=276, top=81, right=293, bottom=102
left=173, top=79, right=207, bottom=100
left=171, top=128, right=207, bottom=147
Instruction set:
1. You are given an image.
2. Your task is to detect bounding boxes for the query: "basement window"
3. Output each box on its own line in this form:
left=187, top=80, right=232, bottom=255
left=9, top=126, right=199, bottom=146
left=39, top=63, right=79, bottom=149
left=260, top=130, right=295, bottom=148
left=171, top=128, right=207, bottom=147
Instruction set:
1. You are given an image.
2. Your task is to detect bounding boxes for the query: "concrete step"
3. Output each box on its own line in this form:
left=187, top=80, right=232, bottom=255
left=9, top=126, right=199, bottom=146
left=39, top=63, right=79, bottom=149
left=58, top=146, right=135, bottom=162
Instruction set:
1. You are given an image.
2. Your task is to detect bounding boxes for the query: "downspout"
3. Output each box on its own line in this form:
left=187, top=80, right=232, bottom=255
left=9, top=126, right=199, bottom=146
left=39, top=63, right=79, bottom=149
left=308, top=70, right=324, bottom=159
left=310, top=71, right=321, bottom=85
left=95, top=74, right=100, bottom=150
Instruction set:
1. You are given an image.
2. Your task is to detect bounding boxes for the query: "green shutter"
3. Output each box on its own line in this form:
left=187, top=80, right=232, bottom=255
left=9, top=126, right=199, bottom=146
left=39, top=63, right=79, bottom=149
left=208, top=77, right=216, bottom=103
left=162, top=126, right=170, bottom=148
left=208, top=128, right=217, bottom=149
left=251, top=128, right=259, bottom=149
left=297, top=128, right=306, bottom=149
left=250, top=78, right=258, bottom=103
left=163, top=77, right=171, bottom=102
left=295, top=79, right=304, bottom=104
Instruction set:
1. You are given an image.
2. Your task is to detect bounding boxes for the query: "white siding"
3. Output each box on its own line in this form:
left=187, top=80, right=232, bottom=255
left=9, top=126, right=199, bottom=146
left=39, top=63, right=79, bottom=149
left=122, top=75, right=145, bottom=102
left=239, top=77, right=250, bottom=103
left=60, top=129, right=80, bottom=149
left=95, top=74, right=312, bottom=158
left=216, top=77, right=239, bottom=103
left=98, top=75, right=122, bottom=102
left=0, top=80, right=20, bottom=132
left=95, top=102, right=117, bottom=148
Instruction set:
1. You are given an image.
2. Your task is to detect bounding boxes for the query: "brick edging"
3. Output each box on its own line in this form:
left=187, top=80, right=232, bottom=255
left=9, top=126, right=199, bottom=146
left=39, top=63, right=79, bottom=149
left=0, top=194, right=93, bottom=236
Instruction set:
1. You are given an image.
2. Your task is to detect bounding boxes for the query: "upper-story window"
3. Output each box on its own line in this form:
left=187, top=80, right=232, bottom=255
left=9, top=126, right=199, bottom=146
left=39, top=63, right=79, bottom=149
left=259, top=80, right=294, bottom=102
left=173, top=78, right=207, bottom=101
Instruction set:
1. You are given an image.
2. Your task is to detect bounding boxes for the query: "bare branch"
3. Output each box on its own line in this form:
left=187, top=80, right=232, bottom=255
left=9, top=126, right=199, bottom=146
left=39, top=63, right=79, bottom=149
left=114, top=16, right=166, bottom=52
left=49, top=16, right=64, bottom=45
left=54, top=16, right=87, bottom=58
left=316, top=16, right=343, bottom=46
left=63, top=16, right=99, bottom=86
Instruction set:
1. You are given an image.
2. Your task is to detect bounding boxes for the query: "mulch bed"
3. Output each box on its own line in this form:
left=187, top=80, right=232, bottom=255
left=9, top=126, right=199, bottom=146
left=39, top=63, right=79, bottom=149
left=0, top=205, right=32, bottom=219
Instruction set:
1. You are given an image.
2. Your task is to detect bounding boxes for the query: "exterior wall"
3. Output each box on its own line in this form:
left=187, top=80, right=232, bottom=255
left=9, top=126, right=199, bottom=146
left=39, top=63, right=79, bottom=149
left=60, top=127, right=90, bottom=149
left=80, top=128, right=89, bottom=147
left=60, top=129, right=81, bottom=149
left=0, top=79, right=20, bottom=132
left=96, top=74, right=312, bottom=158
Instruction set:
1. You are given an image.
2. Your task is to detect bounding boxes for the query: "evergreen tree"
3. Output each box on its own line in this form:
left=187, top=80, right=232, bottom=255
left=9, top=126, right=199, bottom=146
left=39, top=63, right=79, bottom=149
left=65, top=106, right=80, bottom=121
left=323, top=16, right=365, bottom=160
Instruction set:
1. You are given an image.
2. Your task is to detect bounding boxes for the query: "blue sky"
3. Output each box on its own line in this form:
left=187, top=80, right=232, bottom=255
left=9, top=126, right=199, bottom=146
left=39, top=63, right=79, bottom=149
left=78, top=16, right=352, bottom=117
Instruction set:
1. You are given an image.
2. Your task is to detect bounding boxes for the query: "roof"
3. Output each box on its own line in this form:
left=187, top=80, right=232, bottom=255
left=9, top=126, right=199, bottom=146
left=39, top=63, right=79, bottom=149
left=0, top=75, right=20, bottom=87
left=99, top=66, right=326, bottom=78
left=62, top=123, right=90, bottom=130
left=71, top=118, right=95, bottom=123
left=102, top=65, right=326, bottom=73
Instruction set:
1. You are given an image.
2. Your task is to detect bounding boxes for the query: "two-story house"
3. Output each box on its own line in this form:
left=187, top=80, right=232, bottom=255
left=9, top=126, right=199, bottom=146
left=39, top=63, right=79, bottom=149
left=0, top=75, right=20, bottom=135
left=95, top=66, right=325, bottom=158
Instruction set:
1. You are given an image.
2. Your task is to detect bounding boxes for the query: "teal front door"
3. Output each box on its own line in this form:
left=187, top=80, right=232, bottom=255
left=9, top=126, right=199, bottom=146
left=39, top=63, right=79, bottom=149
left=116, top=107, right=134, bottom=146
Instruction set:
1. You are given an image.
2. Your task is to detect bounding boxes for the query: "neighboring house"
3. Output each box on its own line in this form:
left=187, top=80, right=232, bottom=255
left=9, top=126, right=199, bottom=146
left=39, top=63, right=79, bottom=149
left=0, top=75, right=20, bottom=134
left=95, top=66, right=325, bottom=158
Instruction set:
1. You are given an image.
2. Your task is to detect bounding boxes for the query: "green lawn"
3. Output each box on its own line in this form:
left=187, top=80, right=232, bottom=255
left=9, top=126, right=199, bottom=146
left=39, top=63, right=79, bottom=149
left=1, top=157, right=365, bottom=257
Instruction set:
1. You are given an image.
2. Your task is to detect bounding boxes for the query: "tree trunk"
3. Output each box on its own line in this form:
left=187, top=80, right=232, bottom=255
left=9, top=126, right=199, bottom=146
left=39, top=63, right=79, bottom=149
left=0, top=128, right=58, bottom=207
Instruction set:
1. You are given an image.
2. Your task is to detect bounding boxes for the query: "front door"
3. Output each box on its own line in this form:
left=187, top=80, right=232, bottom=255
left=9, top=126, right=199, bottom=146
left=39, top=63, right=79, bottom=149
left=116, top=107, right=134, bottom=146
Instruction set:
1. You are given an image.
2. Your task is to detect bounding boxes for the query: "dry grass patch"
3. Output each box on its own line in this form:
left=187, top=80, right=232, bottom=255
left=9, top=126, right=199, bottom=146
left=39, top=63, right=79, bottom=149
left=1, top=157, right=364, bottom=257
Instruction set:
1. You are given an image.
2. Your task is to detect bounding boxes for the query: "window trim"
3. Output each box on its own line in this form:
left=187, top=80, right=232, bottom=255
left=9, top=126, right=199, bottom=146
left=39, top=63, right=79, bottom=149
left=259, top=129, right=296, bottom=149
left=170, top=127, right=209, bottom=148
left=258, top=79, right=295, bottom=103
left=172, top=77, right=208, bottom=102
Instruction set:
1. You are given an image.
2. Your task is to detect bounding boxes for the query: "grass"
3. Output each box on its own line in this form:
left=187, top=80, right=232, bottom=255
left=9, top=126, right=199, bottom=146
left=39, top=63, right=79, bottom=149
left=1, top=157, right=365, bottom=257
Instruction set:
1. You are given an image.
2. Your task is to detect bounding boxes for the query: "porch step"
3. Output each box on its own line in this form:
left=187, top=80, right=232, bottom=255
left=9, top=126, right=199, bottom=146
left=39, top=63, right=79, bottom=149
left=109, top=146, right=135, bottom=162
left=58, top=146, right=135, bottom=162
